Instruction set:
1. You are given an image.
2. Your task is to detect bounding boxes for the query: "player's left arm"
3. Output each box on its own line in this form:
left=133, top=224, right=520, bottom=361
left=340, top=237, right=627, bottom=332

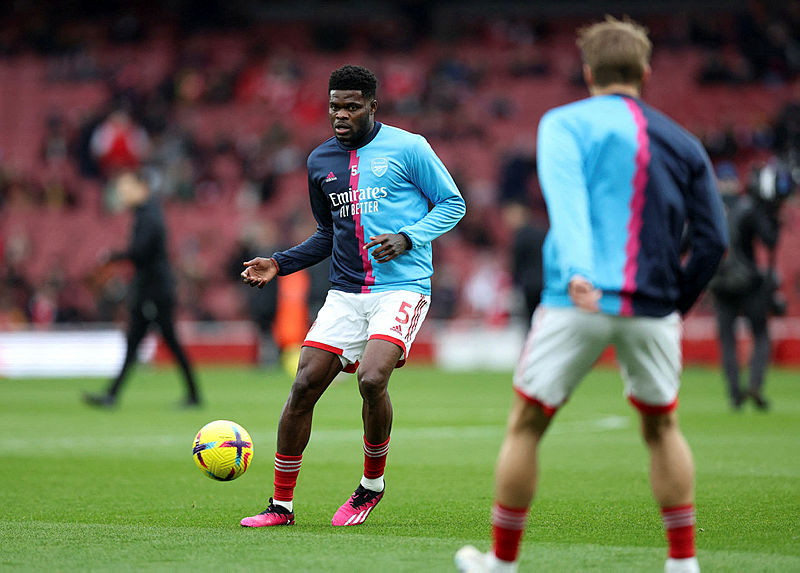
left=676, top=146, right=729, bottom=314
left=366, top=138, right=465, bottom=263
left=395, top=137, right=466, bottom=249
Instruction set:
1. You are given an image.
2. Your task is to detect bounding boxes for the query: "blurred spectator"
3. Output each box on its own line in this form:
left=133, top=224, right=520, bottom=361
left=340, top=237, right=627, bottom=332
left=697, top=50, right=750, bottom=84
left=236, top=54, right=303, bottom=109
left=1, top=230, right=34, bottom=325
left=40, top=160, right=80, bottom=209
left=505, top=203, right=547, bottom=322
left=41, top=115, right=71, bottom=163
left=428, top=261, right=460, bottom=320
left=382, top=61, right=426, bottom=115
left=228, top=224, right=281, bottom=366
left=498, top=137, right=537, bottom=206
left=145, top=124, right=198, bottom=200
left=90, top=110, right=150, bottom=175
left=29, top=285, right=58, bottom=326
left=715, top=161, right=742, bottom=203
left=508, top=45, right=551, bottom=78
left=463, top=251, right=512, bottom=325
left=774, top=88, right=800, bottom=164
left=701, top=123, right=739, bottom=161
left=176, top=235, right=213, bottom=321
left=736, top=2, right=800, bottom=84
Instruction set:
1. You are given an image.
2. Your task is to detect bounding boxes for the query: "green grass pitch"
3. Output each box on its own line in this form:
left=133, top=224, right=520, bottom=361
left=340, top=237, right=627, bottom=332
left=2, top=364, right=798, bottom=571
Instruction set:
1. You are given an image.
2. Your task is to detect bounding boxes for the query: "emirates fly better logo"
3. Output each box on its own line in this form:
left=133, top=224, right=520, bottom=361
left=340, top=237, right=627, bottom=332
left=329, top=186, right=388, bottom=218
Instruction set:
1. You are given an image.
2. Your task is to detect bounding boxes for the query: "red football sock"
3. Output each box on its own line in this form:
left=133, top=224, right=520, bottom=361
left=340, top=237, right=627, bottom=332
left=661, top=504, right=696, bottom=559
left=363, top=436, right=390, bottom=479
left=492, top=503, right=529, bottom=563
left=273, top=453, right=302, bottom=502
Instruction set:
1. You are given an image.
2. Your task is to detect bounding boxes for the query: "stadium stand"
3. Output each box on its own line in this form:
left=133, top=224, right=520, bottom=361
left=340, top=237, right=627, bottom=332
left=1, top=4, right=798, bottom=346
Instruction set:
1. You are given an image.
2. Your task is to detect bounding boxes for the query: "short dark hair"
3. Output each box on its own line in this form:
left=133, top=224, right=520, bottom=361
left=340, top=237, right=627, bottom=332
left=328, top=65, right=378, bottom=100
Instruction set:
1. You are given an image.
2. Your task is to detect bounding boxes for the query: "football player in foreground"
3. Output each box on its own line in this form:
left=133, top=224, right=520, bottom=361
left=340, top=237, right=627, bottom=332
left=456, top=17, right=727, bottom=573
left=240, top=65, right=465, bottom=527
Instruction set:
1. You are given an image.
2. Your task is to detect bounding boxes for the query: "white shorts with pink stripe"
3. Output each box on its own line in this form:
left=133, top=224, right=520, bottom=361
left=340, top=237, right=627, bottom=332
left=514, top=306, right=683, bottom=416
left=303, top=289, right=430, bottom=373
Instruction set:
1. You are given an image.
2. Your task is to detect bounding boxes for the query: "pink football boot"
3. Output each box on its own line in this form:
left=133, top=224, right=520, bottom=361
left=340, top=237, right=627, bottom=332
left=331, top=485, right=384, bottom=526
left=240, top=498, right=295, bottom=527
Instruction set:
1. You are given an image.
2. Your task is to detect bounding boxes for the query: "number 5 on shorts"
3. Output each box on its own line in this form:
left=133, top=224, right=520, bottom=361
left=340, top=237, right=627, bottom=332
left=395, top=302, right=412, bottom=324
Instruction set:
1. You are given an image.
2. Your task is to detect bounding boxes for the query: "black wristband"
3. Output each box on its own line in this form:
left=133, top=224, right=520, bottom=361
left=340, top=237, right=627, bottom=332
left=399, top=232, right=412, bottom=250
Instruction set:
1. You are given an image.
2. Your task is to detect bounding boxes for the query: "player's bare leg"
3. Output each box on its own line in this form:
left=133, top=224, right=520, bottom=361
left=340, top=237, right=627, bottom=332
left=241, top=347, right=342, bottom=527
left=641, top=411, right=694, bottom=507
left=277, top=347, right=344, bottom=455
left=359, top=339, right=402, bottom=444
left=332, top=339, right=402, bottom=526
left=457, top=396, right=552, bottom=572
left=495, top=396, right=552, bottom=508
left=641, top=411, right=698, bottom=573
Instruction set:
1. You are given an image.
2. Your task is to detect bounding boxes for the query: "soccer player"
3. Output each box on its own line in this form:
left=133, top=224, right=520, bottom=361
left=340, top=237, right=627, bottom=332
left=239, top=65, right=465, bottom=527
left=456, top=17, right=727, bottom=573
left=83, top=171, right=201, bottom=408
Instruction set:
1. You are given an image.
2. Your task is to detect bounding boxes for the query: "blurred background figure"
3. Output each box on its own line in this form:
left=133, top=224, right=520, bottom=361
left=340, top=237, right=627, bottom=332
left=90, top=109, right=150, bottom=176
left=228, top=223, right=281, bottom=367
left=83, top=171, right=200, bottom=408
left=505, top=202, right=547, bottom=322
left=710, top=162, right=795, bottom=410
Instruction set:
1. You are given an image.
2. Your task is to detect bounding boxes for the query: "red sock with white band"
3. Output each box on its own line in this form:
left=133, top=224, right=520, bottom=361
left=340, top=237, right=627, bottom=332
left=273, top=453, right=302, bottom=510
left=361, top=436, right=390, bottom=492
left=492, top=503, right=529, bottom=563
left=661, top=504, right=696, bottom=558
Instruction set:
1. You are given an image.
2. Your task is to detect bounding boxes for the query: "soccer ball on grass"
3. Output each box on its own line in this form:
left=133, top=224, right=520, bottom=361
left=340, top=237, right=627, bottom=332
left=192, top=420, right=254, bottom=481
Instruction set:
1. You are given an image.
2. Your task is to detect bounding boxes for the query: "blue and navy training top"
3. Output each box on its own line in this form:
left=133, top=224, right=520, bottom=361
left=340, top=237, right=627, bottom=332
left=537, top=94, right=728, bottom=317
left=272, top=122, right=466, bottom=295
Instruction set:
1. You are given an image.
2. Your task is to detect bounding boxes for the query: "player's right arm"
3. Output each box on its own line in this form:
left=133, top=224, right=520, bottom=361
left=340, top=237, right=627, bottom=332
left=242, top=173, right=333, bottom=288
left=537, top=110, right=597, bottom=307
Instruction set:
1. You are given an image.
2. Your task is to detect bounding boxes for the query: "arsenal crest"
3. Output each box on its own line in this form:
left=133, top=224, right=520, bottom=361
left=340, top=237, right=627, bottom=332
left=371, top=157, right=389, bottom=177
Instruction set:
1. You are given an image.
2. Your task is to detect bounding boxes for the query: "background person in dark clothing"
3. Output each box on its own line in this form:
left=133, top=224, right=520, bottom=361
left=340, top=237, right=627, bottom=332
left=227, top=224, right=281, bottom=367
left=710, top=164, right=792, bottom=410
left=84, top=171, right=200, bottom=407
left=504, top=203, right=547, bottom=322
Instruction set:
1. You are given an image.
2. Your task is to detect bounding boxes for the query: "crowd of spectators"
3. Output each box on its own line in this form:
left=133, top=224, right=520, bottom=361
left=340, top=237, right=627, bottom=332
left=1, top=1, right=799, bottom=330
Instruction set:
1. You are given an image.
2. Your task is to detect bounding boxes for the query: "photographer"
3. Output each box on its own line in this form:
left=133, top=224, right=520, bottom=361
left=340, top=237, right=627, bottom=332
left=710, top=163, right=792, bottom=410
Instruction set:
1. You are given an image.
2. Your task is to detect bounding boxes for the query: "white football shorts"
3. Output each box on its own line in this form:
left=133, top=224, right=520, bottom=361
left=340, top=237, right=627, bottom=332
left=513, top=306, right=683, bottom=416
left=303, top=289, right=431, bottom=373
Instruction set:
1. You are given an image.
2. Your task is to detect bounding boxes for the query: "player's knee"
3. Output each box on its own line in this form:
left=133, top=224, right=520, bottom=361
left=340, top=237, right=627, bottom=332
left=640, top=412, right=678, bottom=444
left=357, top=368, right=390, bottom=401
left=286, top=370, right=327, bottom=409
left=508, top=397, right=551, bottom=437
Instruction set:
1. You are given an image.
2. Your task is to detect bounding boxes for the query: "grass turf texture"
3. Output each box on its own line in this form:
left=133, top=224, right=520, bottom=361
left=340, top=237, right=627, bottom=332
left=2, top=365, right=798, bottom=572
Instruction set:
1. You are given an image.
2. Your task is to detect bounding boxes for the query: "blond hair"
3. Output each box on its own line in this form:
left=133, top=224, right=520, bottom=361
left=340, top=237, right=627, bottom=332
left=577, top=16, right=652, bottom=88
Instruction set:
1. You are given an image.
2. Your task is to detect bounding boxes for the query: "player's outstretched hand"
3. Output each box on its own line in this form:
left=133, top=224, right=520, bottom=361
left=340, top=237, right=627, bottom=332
left=364, top=233, right=408, bottom=263
left=241, top=257, right=278, bottom=288
left=568, top=276, right=601, bottom=313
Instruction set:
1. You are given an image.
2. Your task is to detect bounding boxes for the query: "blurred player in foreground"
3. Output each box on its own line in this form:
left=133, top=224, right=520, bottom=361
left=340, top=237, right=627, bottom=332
left=456, top=17, right=727, bottom=573
left=83, top=171, right=201, bottom=408
left=239, top=65, right=465, bottom=527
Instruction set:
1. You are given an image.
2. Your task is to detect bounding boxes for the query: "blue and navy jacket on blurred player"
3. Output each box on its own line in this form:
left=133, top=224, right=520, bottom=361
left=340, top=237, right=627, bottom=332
left=537, top=94, right=728, bottom=317
left=271, top=122, right=466, bottom=295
